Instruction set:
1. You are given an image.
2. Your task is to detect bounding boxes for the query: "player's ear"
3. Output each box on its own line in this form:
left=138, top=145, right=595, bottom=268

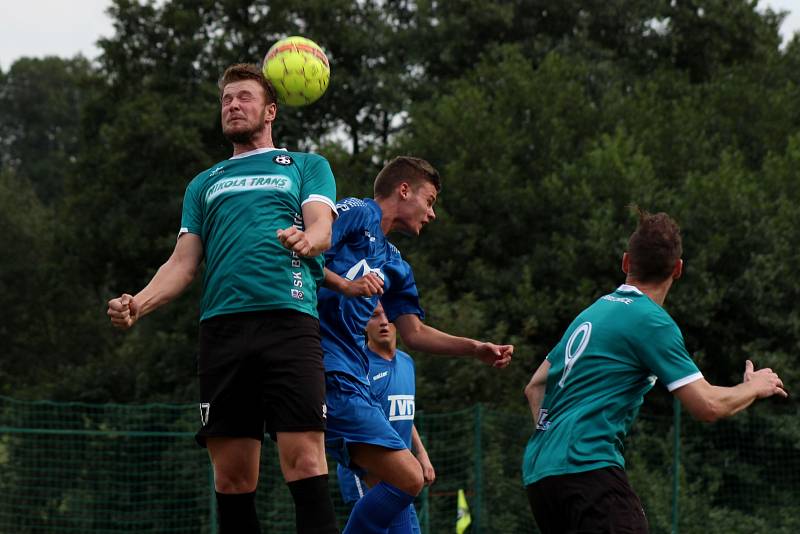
left=398, top=182, right=411, bottom=200
left=672, top=259, right=683, bottom=280
left=621, top=252, right=630, bottom=275
left=264, top=101, right=277, bottom=122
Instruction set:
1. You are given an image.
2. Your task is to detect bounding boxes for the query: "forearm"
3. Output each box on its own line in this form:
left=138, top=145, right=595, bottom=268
left=525, top=360, right=550, bottom=425
left=525, top=382, right=546, bottom=425
left=134, top=260, right=197, bottom=318
left=303, top=220, right=332, bottom=257
left=411, top=425, right=425, bottom=457
left=676, top=377, right=765, bottom=423
left=703, top=382, right=761, bottom=421
left=402, top=323, right=479, bottom=356
left=323, top=267, right=347, bottom=292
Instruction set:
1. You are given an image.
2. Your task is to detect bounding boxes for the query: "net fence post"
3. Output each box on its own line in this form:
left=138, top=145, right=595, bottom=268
left=417, top=410, right=430, bottom=534
left=474, top=403, right=483, bottom=534
left=671, top=395, right=681, bottom=534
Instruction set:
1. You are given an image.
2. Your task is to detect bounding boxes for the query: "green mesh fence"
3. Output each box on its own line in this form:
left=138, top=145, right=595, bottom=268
left=0, top=396, right=798, bottom=533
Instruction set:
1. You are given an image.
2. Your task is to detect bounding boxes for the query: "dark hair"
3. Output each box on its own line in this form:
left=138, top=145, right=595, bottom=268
left=218, top=63, right=278, bottom=106
left=626, top=207, right=682, bottom=283
left=373, top=156, right=441, bottom=199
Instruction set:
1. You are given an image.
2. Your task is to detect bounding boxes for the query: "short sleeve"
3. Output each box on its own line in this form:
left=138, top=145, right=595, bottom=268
left=382, top=260, right=425, bottom=322
left=179, top=178, right=203, bottom=238
left=299, top=154, right=337, bottom=217
left=636, top=315, right=702, bottom=391
left=545, top=341, right=564, bottom=364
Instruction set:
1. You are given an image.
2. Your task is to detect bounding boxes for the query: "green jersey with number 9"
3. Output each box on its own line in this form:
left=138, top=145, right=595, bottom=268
left=522, top=284, right=702, bottom=485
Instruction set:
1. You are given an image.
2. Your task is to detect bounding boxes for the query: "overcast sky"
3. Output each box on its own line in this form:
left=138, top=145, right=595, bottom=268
left=1, top=0, right=799, bottom=71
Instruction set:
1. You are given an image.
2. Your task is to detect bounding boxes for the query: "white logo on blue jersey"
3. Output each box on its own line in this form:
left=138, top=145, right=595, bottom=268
left=388, top=395, right=415, bottom=421
left=372, top=371, right=389, bottom=381
left=344, top=258, right=385, bottom=281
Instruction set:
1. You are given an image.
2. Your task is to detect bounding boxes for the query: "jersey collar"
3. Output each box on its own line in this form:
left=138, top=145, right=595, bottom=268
left=364, top=198, right=384, bottom=224
left=229, top=146, right=288, bottom=160
left=617, top=284, right=643, bottom=294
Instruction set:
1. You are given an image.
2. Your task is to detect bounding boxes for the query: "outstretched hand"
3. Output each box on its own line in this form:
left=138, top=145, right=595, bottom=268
left=107, top=294, right=139, bottom=330
left=475, top=342, right=513, bottom=368
left=743, top=360, right=788, bottom=399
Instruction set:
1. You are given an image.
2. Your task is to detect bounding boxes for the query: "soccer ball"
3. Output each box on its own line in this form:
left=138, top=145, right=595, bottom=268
left=262, top=36, right=330, bottom=107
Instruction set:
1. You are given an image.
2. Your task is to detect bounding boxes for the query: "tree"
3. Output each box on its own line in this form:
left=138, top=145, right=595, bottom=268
left=0, top=57, right=95, bottom=204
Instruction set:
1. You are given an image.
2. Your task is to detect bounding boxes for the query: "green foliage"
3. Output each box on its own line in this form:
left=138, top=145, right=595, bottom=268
left=0, top=57, right=95, bottom=204
left=3, top=0, right=800, bottom=529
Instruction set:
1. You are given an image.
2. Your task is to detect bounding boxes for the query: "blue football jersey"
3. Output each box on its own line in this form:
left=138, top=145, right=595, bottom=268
left=318, top=198, right=424, bottom=383
left=338, top=347, right=417, bottom=503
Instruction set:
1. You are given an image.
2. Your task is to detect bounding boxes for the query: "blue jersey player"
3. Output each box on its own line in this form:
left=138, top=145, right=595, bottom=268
left=337, top=303, right=435, bottom=534
left=522, top=209, right=788, bottom=534
left=318, top=156, right=513, bottom=533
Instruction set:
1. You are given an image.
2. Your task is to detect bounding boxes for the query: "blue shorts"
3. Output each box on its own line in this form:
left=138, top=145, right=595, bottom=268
left=324, top=372, right=407, bottom=468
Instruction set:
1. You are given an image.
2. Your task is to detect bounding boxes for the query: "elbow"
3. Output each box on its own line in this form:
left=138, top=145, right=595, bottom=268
left=184, top=263, right=199, bottom=283
left=312, top=233, right=332, bottom=257
left=319, top=236, right=332, bottom=253
left=690, top=400, right=723, bottom=423
left=403, top=335, right=423, bottom=352
left=524, top=382, right=541, bottom=402
left=523, top=383, right=533, bottom=400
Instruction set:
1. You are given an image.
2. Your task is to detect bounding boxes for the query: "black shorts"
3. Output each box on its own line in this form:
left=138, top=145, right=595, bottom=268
left=195, top=309, right=326, bottom=447
left=526, top=466, right=649, bottom=534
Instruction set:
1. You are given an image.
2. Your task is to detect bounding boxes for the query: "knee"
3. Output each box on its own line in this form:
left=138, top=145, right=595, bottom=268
left=283, top=449, right=326, bottom=480
left=214, top=467, right=258, bottom=494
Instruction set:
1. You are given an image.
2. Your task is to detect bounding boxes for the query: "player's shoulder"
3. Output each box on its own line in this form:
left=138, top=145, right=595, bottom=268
left=335, top=197, right=378, bottom=218
left=395, top=349, right=415, bottom=368
left=336, top=196, right=369, bottom=209
left=188, top=158, right=229, bottom=188
left=284, top=150, right=330, bottom=166
left=386, top=239, right=402, bottom=259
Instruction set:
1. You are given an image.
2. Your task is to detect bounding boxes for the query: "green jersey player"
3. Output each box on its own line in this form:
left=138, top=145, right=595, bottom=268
left=522, top=209, right=787, bottom=534
left=107, top=64, right=339, bottom=534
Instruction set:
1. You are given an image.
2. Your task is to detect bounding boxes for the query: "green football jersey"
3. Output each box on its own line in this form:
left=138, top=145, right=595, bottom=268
left=522, top=284, right=702, bottom=485
left=180, top=147, right=336, bottom=321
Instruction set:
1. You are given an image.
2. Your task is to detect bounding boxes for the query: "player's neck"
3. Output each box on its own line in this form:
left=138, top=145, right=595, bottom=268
left=374, top=197, right=394, bottom=235
left=624, top=277, right=673, bottom=306
left=231, top=130, right=275, bottom=156
left=368, top=340, right=396, bottom=361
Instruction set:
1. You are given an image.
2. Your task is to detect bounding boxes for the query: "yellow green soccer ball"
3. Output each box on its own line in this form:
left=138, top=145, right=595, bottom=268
left=262, top=36, right=330, bottom=107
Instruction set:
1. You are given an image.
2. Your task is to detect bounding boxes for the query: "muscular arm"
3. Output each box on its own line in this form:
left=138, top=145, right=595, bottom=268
left=107, top=233, right=203, bottom=329
left=322, top=268, right=384, bottom=297
left=277, top=201, right=334, bottom=257
left=393, top=313, right=513, bottom=368
left=524, top=360, right=551, bottom=426
left=411, top=425, right=435, bottom=486
left=673, top=360, right=787, bottom=422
